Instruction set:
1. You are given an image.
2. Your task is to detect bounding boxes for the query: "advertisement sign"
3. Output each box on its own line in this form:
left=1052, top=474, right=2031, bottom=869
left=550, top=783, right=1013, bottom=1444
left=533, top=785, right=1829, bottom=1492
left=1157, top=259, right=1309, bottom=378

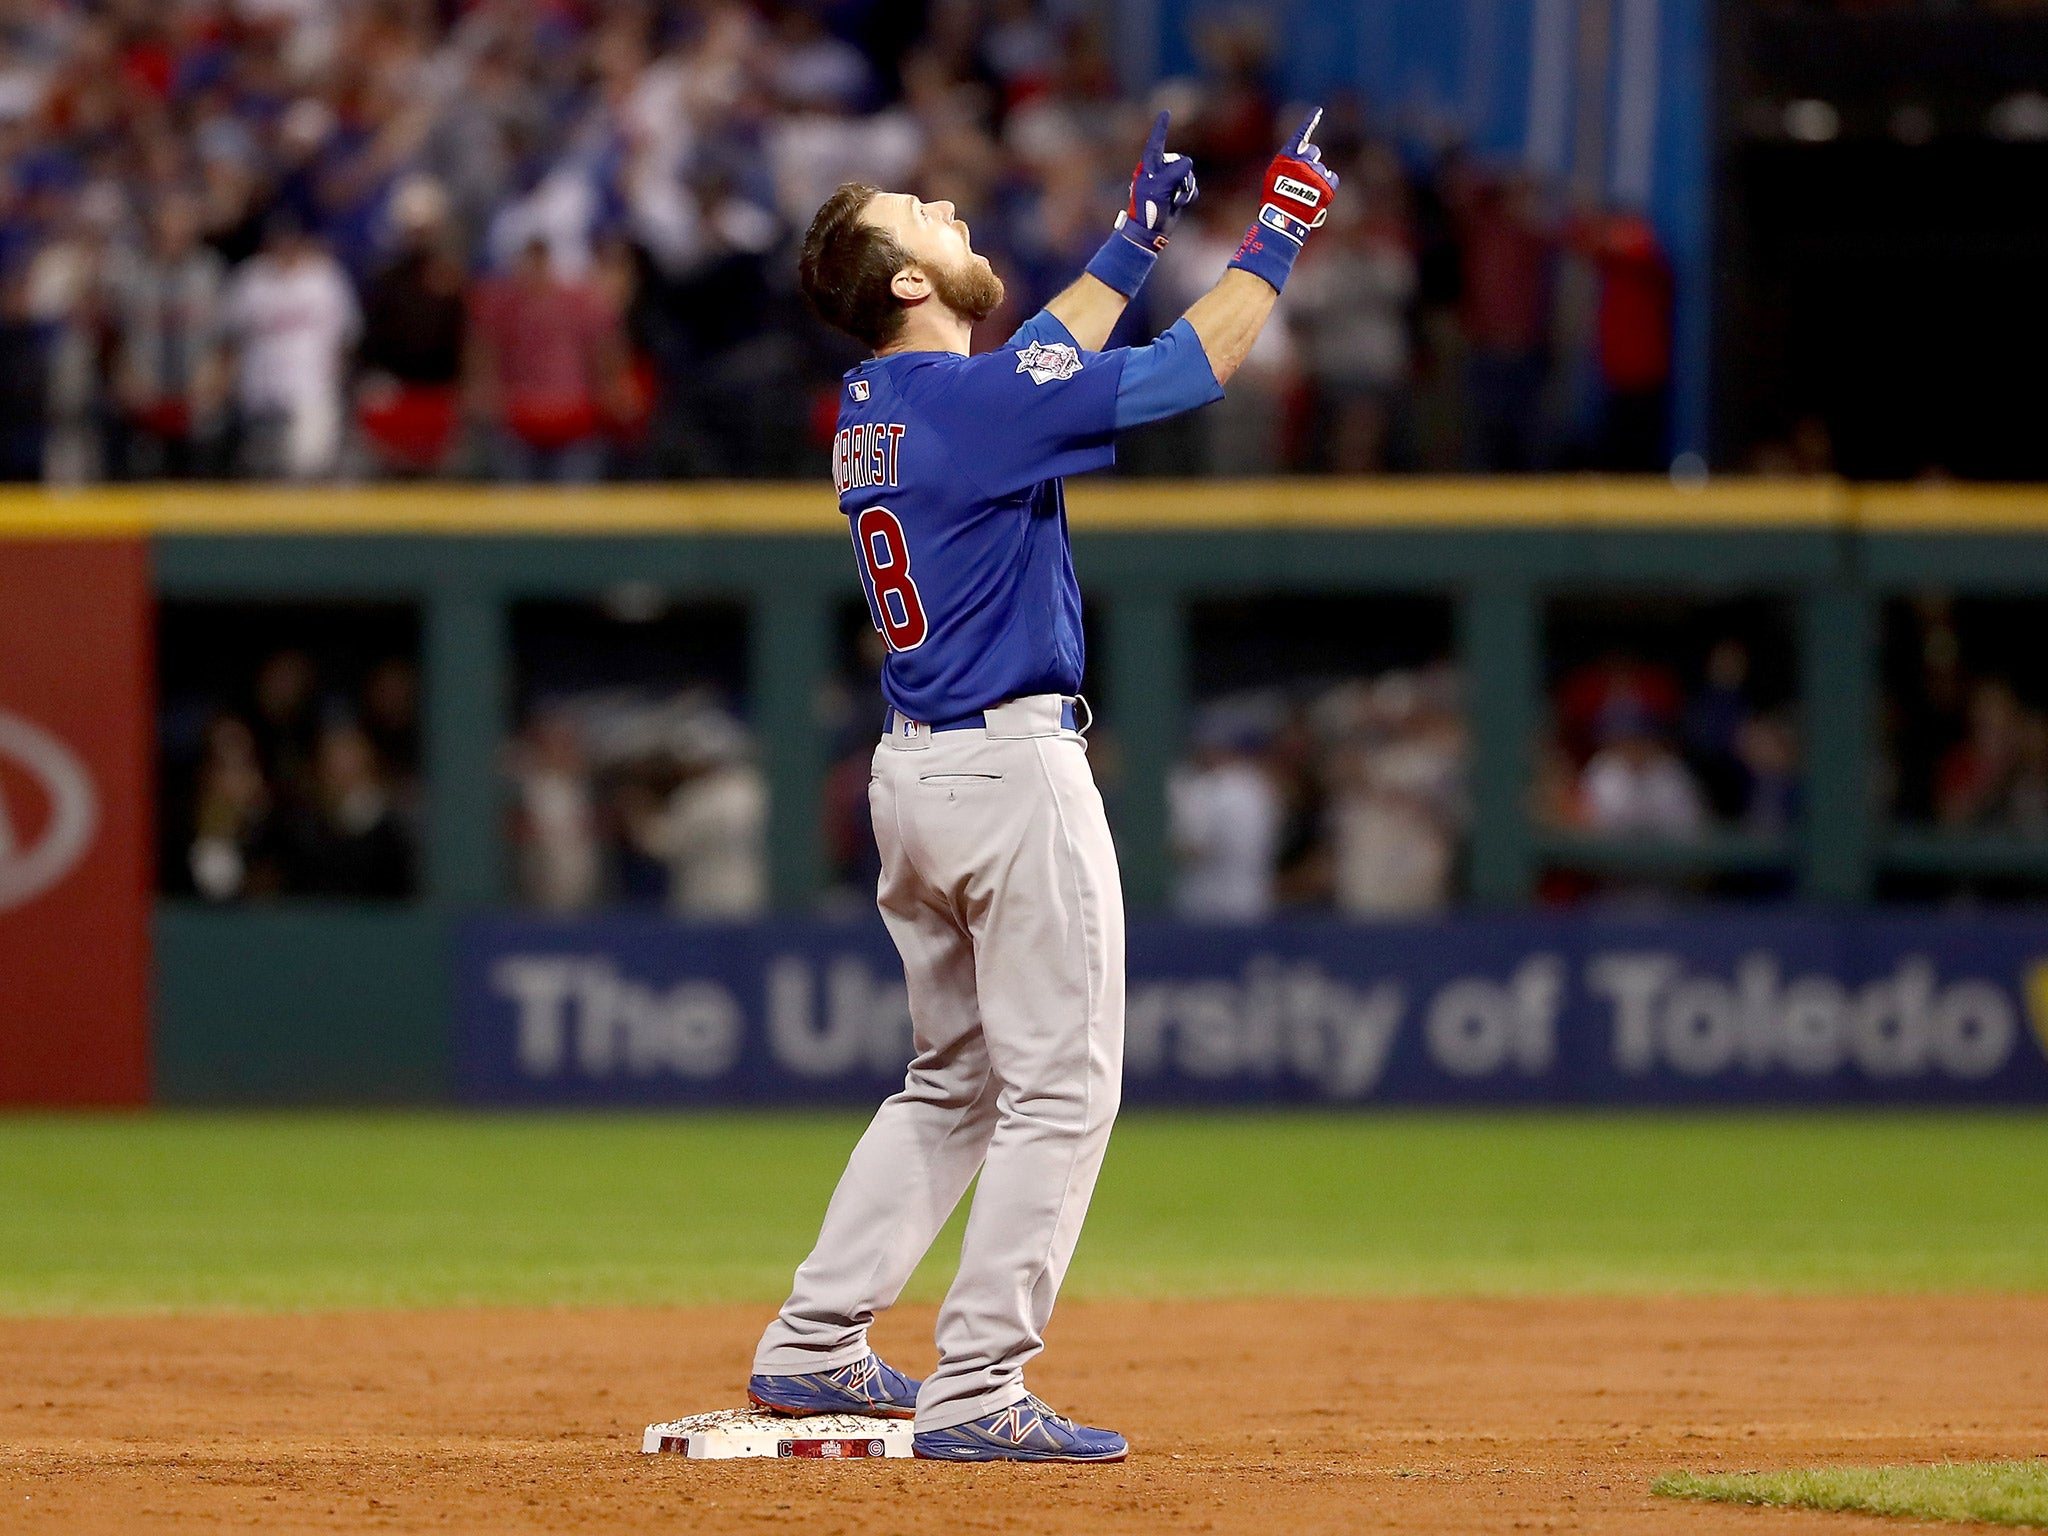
left=454, top=914, right=2048, bottom=1107
left=0, top=539, right=152, bottom=1104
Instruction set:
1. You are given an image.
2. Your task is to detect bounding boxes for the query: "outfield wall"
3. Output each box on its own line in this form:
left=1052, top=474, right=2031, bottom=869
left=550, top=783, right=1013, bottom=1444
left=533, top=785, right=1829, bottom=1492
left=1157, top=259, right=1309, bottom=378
left=457, top=914, right=2048, bottom=1107
left=9, top=480, right=2048, bottom=1105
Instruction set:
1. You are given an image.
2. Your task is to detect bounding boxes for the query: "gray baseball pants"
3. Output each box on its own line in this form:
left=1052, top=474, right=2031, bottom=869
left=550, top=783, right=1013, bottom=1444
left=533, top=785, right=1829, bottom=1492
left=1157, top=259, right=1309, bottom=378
left=753, top=693, right=1125, bottom=1432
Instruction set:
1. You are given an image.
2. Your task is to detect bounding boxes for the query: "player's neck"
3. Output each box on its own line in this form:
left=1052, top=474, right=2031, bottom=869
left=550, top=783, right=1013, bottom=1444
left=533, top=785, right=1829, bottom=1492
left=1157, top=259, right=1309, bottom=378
left=877, top=304, right=973, bottom=358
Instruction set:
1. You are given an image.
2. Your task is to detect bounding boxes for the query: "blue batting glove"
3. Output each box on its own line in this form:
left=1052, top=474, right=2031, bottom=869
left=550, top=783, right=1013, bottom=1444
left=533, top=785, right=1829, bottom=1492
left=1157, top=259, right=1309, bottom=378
left=1085, top=110, right=1198, bottom=297
left=1116, top=110, right=1199, bottom=252
left=1227, top=107, right=1340, bottom=293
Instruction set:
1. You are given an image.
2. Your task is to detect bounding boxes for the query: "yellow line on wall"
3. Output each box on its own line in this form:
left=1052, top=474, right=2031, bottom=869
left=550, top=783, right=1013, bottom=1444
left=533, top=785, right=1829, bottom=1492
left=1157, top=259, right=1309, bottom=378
left=1853, top=484, right=2048, bottom=531
left=0, top=485, right=836, bottom=537
left=1071, top=477, right=1849, bottom=529
left=0, top=477, right=2041, bottom=538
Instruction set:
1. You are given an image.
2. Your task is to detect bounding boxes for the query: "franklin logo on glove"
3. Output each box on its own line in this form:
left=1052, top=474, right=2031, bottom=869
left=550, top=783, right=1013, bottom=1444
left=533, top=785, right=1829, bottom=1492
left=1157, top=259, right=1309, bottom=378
left=1228, top=107, right=1341, bottom=294
left=1272, top=174, right=1324, bottom=209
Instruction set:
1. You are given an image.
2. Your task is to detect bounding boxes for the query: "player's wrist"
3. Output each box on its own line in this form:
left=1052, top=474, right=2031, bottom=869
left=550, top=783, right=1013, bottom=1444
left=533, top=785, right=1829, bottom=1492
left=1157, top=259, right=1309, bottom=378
left=1226, top=220, right=1301, bottom=292
left=1228, top=165, right=1335, bottom=293
left=1084, top=223, right=1159, bottom=298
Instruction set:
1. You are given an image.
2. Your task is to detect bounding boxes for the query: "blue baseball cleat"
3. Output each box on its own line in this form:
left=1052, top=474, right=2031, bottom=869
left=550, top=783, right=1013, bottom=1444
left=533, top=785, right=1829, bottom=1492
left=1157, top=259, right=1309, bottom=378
left=912, top=1395, right=1128, bottom=1462
left=748, top=1353, right=921, bottom=1419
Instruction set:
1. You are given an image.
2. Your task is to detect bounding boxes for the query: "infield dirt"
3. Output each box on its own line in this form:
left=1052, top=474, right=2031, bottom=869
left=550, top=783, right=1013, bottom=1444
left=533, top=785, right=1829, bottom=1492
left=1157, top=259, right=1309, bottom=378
left=3, top=1295, right=2044, bottom=1534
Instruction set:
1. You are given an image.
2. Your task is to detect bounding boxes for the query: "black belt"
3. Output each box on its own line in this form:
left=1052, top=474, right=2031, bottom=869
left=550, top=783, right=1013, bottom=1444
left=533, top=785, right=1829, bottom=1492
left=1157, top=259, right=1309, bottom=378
left=885, top=699, right=1081, bottom=734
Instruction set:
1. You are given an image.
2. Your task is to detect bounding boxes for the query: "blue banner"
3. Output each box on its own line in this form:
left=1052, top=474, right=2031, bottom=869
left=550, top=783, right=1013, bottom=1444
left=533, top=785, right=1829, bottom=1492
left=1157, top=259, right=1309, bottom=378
left=453, top=915, right=2048, bottom=1107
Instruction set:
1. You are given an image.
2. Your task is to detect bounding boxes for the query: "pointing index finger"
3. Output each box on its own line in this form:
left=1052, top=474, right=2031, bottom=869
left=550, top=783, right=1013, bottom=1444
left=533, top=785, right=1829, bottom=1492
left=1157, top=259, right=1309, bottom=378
left=1145, top=110, right=1170, bottom=164
left=1294, top=107, right=1323, bottom=155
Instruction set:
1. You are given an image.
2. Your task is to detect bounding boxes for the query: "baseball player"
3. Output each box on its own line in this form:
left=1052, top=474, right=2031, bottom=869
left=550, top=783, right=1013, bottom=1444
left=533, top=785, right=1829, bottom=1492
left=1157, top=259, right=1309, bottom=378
left=747, top=109, right=1339, bottom=1462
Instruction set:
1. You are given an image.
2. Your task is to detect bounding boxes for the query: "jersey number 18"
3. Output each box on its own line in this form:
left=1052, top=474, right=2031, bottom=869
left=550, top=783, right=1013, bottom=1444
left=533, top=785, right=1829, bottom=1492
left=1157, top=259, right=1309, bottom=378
left=853, top=507, right=929, bottom=652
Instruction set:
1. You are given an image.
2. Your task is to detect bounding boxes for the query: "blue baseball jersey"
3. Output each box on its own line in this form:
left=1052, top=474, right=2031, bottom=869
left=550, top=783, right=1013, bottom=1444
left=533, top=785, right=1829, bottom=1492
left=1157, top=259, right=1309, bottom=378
left=832, top=313, right=1128, bottom=724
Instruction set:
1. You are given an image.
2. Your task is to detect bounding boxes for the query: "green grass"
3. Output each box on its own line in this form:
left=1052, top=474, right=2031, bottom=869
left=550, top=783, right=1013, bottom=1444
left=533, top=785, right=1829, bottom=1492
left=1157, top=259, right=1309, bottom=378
left=1655, top=1463, right=2048, bottom=1527
left=2, top=1111, right=2047, bottom=1313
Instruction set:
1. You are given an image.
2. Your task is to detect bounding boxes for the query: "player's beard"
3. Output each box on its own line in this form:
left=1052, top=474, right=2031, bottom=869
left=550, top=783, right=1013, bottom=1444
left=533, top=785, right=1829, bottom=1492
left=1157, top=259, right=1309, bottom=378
left=927, top=252, right=1004, bottom=324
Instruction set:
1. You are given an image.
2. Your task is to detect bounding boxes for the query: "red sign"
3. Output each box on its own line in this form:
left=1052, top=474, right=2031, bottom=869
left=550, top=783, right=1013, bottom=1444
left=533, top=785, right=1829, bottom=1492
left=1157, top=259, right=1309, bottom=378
left=0, top=539, right=152, bottom=1104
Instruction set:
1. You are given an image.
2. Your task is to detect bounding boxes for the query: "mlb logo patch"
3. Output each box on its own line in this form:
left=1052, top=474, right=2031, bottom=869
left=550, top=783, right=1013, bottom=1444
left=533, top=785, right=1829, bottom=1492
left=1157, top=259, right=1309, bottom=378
left=849, top=380, right=871, bottom=402
left=1015, top=340, right=1083, bottom=386
left=1259, top=203, right=1313, bottom=243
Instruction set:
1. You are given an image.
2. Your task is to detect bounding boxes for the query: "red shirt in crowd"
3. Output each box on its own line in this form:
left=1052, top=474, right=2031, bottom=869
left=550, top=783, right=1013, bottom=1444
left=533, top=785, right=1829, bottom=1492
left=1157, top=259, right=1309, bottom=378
left=1581, top=212, right=1673, bottom=393
left=1554, top=656, right=1686, bottom=763
left=1460, top=182, right=1554, bottom=354
left=469, top=271, right=617, bottom=447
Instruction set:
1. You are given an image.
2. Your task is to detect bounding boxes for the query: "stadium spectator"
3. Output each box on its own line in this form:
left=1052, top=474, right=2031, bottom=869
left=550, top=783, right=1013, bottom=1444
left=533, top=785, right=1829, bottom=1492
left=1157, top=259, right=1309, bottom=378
left=358, top=654, right=422, bottom=818
left=249, top=646, right=322, bottom=805
left=278, top=718, right=414, bottom=898
left=612, top=704, right=768, bottom=919
left=1407, top=147, right=1472, bottom=471
left=0, top=271, right=47, bottom=479
left=1578, top=705, right=1707, bottom=841
left=25, top=185, right=117, bottom=483
left=1738, top=713, right=1802, bottom=835
left=354, top=175, right=467, bottom=476
left=1682, top=638, right=1756, bottom=819
left=1267, top=706, right=1333, bottom=906
left=1322, top=669, right=1466, bottom=915
left=222, top=213, right=359, bottom=479
left=466, top=235, right=624, bottom=484
left=104, top=190, right=229, bottom=479
left=1454, top=169, right=1554, bottom=471
left=1573, top=207, right=1673, bottom=472
left=1886, top=593, right=1969, bottom=823
left=1555, top=651, right=1685, bottom=767
left=186, top=714, right=277, bottom=902
left=1169, top=705, right=1283, bottom=921
left=1934, top=678, right=2048, bottom=834
left=589, top=233, right=659, bottom=476
left=508, top=709, right=603, bottom=915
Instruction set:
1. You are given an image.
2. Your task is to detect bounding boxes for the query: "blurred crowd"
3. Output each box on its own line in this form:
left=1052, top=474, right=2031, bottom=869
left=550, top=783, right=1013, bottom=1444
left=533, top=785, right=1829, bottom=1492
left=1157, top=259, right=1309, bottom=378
left=163, top=645, right=420, bottom=899
left=0, top=0, right=1676, bottom=485
left=161, top=594, right=2048, bottom=912
left=506, top=687, right=767, bottom=915
left=1140, top=131, right=1673, bottom=476
left=1537, top=638, right=1801, bottom=845
left=1167, top=664, right=1467, bottom=921
left=1887, top=596, right=2048, bottom=835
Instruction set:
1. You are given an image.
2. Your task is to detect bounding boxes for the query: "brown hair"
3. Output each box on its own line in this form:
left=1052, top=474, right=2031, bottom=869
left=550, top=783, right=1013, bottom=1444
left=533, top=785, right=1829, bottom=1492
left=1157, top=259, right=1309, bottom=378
left=798, top=183, right=912, bottom=351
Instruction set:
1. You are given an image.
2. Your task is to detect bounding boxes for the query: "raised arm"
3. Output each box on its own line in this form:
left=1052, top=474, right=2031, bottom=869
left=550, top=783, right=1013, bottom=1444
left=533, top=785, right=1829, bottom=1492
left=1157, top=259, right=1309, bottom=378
left=996, top=111, right=1339, bottom=446
left=1042, top=272, right=1128, bottom=355
left=1182, top=270, right=1278, bottom=387
left=1032, top=111, right=1198, bottom=351
left=1104, top=107, right=1341, bottom=428
left=1185, top=109, right=1340, bottom=385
